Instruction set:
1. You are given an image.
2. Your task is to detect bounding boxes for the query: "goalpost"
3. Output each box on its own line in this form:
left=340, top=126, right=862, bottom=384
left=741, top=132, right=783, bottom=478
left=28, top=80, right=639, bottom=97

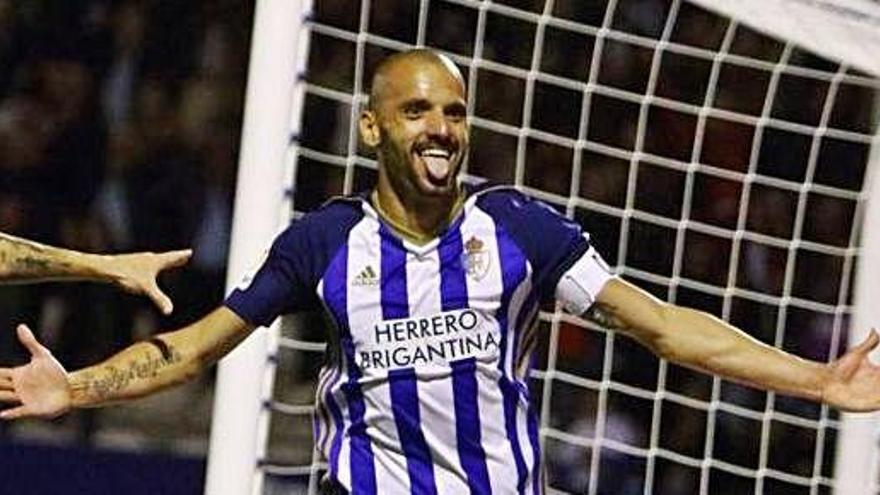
left=207, top=1, right=880, bottom=494
left=204, top=1, right=308, bottom=494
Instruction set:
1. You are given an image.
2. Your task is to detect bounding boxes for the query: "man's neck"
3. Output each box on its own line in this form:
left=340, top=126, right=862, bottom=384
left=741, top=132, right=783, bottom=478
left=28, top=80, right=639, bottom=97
left=372, top=181, right=463, bottom=244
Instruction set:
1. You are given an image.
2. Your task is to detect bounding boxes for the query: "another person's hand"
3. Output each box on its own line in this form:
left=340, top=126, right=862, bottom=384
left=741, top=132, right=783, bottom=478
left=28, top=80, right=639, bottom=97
left=105, top=249, right=192, bottom=315
left=0, top=325, right=70, bottom=420
left=822, top=329, right=880, bottom=412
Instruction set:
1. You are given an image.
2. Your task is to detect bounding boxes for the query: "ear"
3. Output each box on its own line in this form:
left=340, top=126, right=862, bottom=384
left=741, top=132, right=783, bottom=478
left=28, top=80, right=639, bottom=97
left=359, top=110, right=381, bottom=148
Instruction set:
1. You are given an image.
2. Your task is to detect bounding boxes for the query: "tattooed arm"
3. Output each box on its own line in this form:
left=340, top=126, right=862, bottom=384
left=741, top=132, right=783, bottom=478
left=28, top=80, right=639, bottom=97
left=0, top=232, right=191, bottom=314
left=0, top=307, right=253, bottom=418
left=590, top=278, right=880, bottom=412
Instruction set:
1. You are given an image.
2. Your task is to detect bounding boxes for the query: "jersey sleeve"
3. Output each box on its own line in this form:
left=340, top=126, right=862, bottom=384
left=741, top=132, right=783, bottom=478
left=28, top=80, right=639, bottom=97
left=477, top=188, right=615, bottom=306
left=224, top=221, right=319, bottom=327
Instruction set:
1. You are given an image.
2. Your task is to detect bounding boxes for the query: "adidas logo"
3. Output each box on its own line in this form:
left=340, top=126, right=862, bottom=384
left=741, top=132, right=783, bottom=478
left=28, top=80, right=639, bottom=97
left=353, top=265, right=379, bottom=287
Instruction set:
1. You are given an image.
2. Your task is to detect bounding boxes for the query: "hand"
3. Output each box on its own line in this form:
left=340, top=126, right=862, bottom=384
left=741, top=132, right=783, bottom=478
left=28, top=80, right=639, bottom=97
left=822, top=329, right=880, bottom=412
left=0, top=325, right=71, bottom=420
left=106, top=249, right=192, bottom=315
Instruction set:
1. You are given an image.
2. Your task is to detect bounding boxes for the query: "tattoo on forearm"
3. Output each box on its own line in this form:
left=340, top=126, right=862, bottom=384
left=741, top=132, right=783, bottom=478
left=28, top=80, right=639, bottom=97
left=14, top=257, right=53, bottom=273
left=78, top=344, right=182, bottom=402
left=587, top=302, right=629, bottom=331
left=0, top=233, right=75, bottom=277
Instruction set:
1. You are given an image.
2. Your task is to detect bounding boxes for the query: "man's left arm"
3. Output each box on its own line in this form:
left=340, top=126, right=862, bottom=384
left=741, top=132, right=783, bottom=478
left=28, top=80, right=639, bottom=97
left=0, top=232, right=191, bottom=314
left=591, top=277, right=880, bottom=412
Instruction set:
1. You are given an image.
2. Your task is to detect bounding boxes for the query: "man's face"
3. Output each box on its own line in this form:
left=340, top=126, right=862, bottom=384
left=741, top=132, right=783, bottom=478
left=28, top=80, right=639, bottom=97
left=363, top=58, right=469, bottom=198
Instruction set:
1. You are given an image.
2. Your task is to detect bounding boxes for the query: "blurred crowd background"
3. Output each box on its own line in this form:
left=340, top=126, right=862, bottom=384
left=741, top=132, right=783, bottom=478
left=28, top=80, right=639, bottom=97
left=0, top=0, right=251, bottom=476
left=0, top=0, right=877, bottom=494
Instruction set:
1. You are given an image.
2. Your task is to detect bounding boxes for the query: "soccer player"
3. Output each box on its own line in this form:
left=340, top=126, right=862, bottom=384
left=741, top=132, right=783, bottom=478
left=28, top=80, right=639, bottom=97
left=0, top=231, right=191, bottom=314
left=1, top=49, right=878, bottom=494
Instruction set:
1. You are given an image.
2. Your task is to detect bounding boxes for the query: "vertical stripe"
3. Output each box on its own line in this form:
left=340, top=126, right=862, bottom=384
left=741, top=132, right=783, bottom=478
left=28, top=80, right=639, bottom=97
left=416, top=380, right=470, bottom=493
left=527, top=408, right=542, bottom=495
left=495, top=228, right=525, bottom=376
left=514, top=401, right=537, bottom=495
left=406, top=248, right=470, bottom=494
left=501, top=380, right=528, bottom=492
left=495, top=227, right=530, bottom=493
left=316, top=365, right=337, bottom=433
left=348, top=219, right=410, bottom=494
left=315, top=363, right=341, bottom=457
left=441, top=226, right=492, bottom=494
left=326, top=382, right=345, bottom=476
left=517, top=308, right=541, bottom=495
left=381, top=226, right=409, bottom=320
left=502, top=276, right=533, bottom=382
left=439, top=227, right=468, bottom=311
left=381, top=226, right=437, bottom=494
left=314, top=366, right=329, bottom=452
left=514, top=296, right=540, bottom=381
left=452, top=358, right=493, bottom=495
left=389, top=368, right=438, bottom=495
left=323, top=245, right=377, bottom=494
left=322, top=368, right=343, bottom=457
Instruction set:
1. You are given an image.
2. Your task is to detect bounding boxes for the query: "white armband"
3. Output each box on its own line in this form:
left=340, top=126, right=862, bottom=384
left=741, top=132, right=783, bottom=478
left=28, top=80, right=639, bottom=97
left=555, top=244, right=615, bottom=316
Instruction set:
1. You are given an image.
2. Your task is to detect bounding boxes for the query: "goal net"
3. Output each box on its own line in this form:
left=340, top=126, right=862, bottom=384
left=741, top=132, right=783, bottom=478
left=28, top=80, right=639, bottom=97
left=207, top=1, right=880, bottom=494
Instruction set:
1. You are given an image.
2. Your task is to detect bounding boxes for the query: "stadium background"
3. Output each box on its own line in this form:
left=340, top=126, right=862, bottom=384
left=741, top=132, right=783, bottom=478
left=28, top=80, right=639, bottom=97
left=0, top=1, right=876, bottom=494
left=0, top=1, right=249, bottom=493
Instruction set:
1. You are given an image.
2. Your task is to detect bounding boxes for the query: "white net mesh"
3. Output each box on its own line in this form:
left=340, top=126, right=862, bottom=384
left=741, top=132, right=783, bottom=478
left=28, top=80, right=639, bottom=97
left=255, top=1, right=880, bottom=493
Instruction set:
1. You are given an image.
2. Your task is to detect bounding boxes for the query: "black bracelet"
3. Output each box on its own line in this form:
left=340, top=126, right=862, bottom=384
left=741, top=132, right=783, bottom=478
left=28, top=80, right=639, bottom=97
left=147, top=337, right=173, bottom=361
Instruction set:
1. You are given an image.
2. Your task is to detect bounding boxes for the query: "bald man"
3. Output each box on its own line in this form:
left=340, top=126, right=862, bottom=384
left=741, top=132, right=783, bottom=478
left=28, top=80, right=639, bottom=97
left=1, top=49, right=878, bottom=495
left=0, top=231, right=190, bottom=314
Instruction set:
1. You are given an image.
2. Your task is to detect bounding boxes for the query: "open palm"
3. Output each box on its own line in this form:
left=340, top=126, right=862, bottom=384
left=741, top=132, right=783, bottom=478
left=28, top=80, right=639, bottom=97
left=823, top=329, right=880, bottom=412
left=0, top=325, right=71, bottom=420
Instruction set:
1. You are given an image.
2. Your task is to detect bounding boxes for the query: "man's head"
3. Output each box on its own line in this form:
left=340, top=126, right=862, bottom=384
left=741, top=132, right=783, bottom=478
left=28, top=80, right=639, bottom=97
left=360, top=49, right=468, bottom=200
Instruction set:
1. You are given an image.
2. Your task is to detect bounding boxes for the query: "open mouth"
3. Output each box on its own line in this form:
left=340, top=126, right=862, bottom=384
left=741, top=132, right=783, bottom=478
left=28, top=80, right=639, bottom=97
left=418, top=147, right=454, bottom=184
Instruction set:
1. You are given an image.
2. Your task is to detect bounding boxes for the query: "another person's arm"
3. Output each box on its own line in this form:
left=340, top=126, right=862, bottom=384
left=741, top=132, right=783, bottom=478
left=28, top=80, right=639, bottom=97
left=0, top=231, right=191, bottom=314
left=0, top=306, right=253, bottom=419
left=0, top=209, right=319, bottom=419
left=591, top=277, right=880, bottom=412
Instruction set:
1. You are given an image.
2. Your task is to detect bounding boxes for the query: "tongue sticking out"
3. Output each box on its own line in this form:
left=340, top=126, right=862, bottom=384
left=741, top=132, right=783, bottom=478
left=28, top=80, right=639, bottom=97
left=423, top=155, right=451, bottom=182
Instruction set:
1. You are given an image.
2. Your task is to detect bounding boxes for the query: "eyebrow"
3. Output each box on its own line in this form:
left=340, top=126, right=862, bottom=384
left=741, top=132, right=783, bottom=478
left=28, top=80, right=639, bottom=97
left=397, top=99, right=467, bottom=114
left=399, top=98, right=432, bottom=111
left=444, top=101, right=467, bottom=114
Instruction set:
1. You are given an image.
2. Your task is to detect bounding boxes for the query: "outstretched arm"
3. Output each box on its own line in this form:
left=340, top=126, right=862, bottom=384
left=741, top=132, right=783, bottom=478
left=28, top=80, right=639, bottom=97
left=0, top=306, right=253, bottom=419
left=0, top=231, right=191, bottom=314
left=592, top=278, right=880, bottom=412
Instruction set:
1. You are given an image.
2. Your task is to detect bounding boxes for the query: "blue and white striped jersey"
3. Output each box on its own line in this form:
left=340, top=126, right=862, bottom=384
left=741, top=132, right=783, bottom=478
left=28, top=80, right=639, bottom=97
left=226, top=185, right=614, bottom=494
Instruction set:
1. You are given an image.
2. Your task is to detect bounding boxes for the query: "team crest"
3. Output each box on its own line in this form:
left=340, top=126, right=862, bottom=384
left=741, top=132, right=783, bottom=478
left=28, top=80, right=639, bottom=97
left=463, top=235, right=491, bottom=280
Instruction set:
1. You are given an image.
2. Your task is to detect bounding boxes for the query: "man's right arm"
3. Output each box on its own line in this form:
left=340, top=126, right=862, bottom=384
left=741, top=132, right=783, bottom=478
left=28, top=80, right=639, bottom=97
left=0, top=306, right=253, bottom=419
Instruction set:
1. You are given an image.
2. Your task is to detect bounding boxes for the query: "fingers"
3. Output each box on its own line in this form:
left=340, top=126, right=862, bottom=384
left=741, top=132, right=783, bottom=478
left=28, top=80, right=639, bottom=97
left=147, top=283, right=174, bottom=315
left=16, top=325, right=46, bottom=358
left=0, top=391, right=19, bottom=403
left=0, top=405, right=31, bottom=421
left=855, top=329, right=880, bottom=355
left=147, top=249, right=190, bottom=314
left=157, top=249, right=192, bottom=270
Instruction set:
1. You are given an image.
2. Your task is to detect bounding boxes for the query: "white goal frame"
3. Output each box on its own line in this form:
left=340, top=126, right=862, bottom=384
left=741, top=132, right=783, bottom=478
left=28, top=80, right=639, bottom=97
left=836, top=133, right=880, bottom=493
left=204, top=1, right=307, bottom=494
left=206, top=1, right=880, bottom=494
